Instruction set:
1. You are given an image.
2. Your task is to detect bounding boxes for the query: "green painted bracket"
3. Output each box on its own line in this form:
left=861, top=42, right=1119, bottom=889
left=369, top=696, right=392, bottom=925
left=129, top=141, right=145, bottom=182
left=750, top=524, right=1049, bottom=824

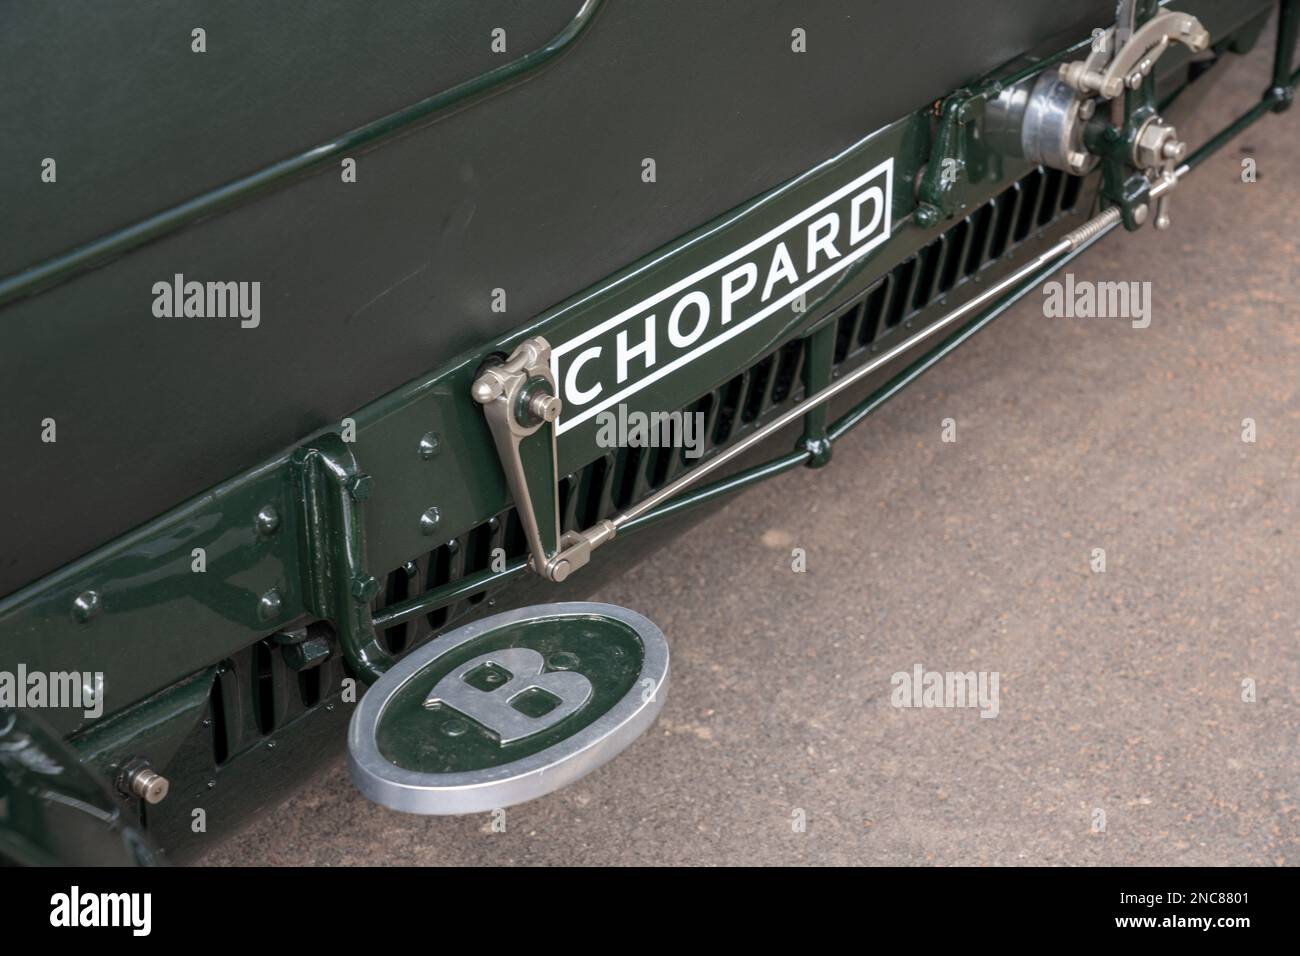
left=799, top=322, right=836, bottom=468
left=291, top=436, right=393, bottom=686
left=914, top=92, right=981, bottom=227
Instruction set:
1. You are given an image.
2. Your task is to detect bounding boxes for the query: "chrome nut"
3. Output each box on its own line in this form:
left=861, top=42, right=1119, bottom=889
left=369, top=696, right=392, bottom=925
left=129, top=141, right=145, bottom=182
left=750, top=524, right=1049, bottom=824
left=1134, top=118, right=1183, bottom=170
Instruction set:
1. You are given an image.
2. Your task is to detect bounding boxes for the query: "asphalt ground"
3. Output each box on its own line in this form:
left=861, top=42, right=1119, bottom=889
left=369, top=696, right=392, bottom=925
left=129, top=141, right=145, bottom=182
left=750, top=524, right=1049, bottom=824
left=201, top=31, right=1299, bottom=866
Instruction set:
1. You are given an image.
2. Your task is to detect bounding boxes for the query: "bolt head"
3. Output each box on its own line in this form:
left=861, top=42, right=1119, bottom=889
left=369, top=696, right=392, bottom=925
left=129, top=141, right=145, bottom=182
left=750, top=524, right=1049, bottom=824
left=913, top=204, right=939, bottom=228
left=71, top=590, right=102, bottom=623
left=351, top=574, right=379, bottom=603
left=419, top=507, right=441, bottom=535
left=346, top=473, right=373, bottom=501
left=418, top=431, right=441, bottom=460
left=255, top=504, right=280, bottom=536
left=257, top=588, right=283, bottom=621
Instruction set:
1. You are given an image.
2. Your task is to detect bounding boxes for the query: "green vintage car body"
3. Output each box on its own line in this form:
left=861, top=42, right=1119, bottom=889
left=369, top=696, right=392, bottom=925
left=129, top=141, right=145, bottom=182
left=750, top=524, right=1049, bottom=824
left=0, top=0, right=1294, bottom=861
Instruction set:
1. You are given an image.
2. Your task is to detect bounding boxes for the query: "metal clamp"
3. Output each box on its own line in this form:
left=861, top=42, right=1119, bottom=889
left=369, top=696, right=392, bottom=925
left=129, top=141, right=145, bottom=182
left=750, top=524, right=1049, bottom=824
left=1060, top=7, right=1210, bottom=100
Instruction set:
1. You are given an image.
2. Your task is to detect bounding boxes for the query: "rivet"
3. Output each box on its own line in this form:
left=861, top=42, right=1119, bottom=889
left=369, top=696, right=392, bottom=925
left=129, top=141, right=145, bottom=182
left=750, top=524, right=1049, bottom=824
left=257, top=588, right=283, bottom=621
left=549, top=652, right=580, bottom=671
left=419, top=507, right=441, bottom=535
left=255, top=505, right=280, bottom=536
left=266, top=741, right=276, bottom=750
left=441, top=719, right=469, bottom=737
left=418, top=431, right=441, bottom=460
left=72, top=590, right=102, bottom=623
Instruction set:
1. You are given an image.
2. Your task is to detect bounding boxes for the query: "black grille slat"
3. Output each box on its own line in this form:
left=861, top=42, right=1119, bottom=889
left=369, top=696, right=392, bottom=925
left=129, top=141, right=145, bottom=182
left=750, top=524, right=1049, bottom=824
left=1038, top=168, right=1065, bottom=226
left=988, top=187, right=1018, bottom=258
left=769, top=339, right=804, bottom=404
left=886, top=257, right=918, bottom=328
left=938, top=219, right=970, bottom=294
left=424, top=543, right=453, bottom=629
left=912, top=239, right=943, bottom=310
left=1060, top=172, right=1082, bottom=212
left=859, top=278, right=889, bottom=345
left=577, top=455, right=610, bottom=527
left=965, top=201, right=995, bottom=275
left=833, top=304, right=862, bottom=364
left=713, top=372, right=745, bottom=445
left=1013, top=169, right=1043, bottom=242
left=741, top=355, right=775, bottom=423
left=613, top=445, right=643, bottom=510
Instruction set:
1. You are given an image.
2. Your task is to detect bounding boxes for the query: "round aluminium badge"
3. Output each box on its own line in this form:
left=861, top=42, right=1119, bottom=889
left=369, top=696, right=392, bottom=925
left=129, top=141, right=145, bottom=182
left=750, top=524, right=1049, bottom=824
left=347, top=602, right=669, bottom=814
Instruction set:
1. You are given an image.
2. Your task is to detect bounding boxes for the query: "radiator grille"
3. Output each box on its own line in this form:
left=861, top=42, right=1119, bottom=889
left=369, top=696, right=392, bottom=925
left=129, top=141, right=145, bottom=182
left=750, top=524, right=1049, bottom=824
left=369, top=164, right=1084, bottom=659
left=204, top=165, right=1085, bottom=764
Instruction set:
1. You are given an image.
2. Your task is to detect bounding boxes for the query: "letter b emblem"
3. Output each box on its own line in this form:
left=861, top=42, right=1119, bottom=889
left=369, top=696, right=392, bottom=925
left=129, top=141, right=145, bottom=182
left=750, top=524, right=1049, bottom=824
left=424, top=648, right=592, bottom=744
